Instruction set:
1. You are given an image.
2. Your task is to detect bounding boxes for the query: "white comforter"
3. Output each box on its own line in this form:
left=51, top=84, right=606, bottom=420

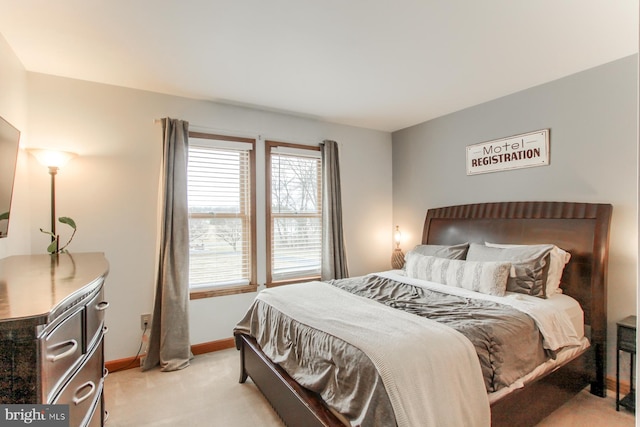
left=256, top=280, right=491, bottom=427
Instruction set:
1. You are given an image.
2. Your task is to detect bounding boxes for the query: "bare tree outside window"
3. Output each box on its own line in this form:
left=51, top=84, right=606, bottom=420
left=270, top=150, right=322, bottom=282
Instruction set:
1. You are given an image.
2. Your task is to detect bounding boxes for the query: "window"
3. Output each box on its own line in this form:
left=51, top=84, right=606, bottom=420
left=266, top=141, right=322, bottom=286
left=187, top=132, right=256, bottom=298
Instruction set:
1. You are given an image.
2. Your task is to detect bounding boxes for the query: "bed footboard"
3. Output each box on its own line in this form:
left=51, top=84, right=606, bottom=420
left=235, top=333, right=345, bottom=427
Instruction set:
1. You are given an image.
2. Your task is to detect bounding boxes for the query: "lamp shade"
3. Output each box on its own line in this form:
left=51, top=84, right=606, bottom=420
left=28, top=149, right=77, bottom=169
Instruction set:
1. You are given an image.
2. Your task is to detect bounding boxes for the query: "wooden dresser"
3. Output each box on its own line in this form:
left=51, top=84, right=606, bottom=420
left=0, top=252, right=109, bottom=427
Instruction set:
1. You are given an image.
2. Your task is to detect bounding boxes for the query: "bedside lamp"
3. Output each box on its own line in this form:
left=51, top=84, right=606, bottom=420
left=28, top=149, right=77, bottom=252
left=391, top=225, right=405, bottom=269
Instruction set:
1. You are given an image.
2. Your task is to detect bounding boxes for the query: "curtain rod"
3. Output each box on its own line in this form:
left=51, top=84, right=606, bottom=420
left=153, top=118, right=260, bottom=140
left=152, top=118, right=333, bottom=147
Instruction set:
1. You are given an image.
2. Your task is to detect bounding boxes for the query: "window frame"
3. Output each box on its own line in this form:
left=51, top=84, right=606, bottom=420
left=187, top=131, right=258, bottom=299
left=265, top=140, right=322, bottom=287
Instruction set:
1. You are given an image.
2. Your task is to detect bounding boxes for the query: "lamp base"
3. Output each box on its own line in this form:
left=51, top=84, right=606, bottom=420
left=391, top=248, right=405, bottom=269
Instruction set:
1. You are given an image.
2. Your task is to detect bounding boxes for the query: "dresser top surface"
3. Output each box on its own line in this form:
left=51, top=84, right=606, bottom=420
left=0, top=252, right=109, bottom=325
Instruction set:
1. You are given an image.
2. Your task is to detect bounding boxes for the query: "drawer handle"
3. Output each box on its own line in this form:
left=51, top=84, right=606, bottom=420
left=103, top=367, right=109, bottom=378
left=72, top=381, right=96, bottom=405
left=102, top=326, right=109, bottom=334
left=96, top=301, right=110, bottom=311
left=47, top=339, right=78, bottom=363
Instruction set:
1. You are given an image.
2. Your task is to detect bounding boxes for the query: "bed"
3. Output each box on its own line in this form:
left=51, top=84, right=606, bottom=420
left=234, top=201, right=612, bottom=427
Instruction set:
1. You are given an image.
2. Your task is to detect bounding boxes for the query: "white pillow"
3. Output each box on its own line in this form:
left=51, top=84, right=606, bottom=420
left=485, top=243, right=571, bottom=296
left=405, top=252, right=511, bottom=297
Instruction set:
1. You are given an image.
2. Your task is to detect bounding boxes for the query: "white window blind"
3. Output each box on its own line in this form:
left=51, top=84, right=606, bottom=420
left=270, top=147, right=322, bottom=282
left=188, top=138, right=253, bottom=289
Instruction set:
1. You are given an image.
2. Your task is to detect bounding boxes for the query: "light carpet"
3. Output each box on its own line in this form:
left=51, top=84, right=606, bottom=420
left=104, top=348, right=635, bottom=427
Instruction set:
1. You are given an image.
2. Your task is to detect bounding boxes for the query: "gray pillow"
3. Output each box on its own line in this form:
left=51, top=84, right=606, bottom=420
left=409, top=242, right=469, bottom=260
left=405, top=252, right=511, bottom=296
left=465, top=243, right=553, bottom=298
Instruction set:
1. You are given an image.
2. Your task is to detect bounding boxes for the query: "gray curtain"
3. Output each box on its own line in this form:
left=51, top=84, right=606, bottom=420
left=142, top=118, right=192, bottom=372
left=320, top=140, right=349, bottom=280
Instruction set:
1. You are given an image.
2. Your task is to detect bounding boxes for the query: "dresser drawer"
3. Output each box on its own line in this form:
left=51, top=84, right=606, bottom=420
left=85, top=284, right=108, bottom=352
left=85, top=391, right=104, bottom=427
left=53, top=338, right=104, bottom=427
left=41, top=307, right=84, bottom=402
left=618, top=325, right=636, bottom=352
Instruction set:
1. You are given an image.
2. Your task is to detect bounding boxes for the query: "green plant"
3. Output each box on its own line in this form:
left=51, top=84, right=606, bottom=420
left=40, top=217, right=77, bottom=254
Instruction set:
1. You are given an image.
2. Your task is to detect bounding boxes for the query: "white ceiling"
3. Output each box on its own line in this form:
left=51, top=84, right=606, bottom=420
left=0, top=1, right=637, bottom=132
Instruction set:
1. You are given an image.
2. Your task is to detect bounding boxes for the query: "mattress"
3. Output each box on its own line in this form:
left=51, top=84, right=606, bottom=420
left=488, top=336, right=590, bottom=404
left=543, top=292, right=585, bottom=338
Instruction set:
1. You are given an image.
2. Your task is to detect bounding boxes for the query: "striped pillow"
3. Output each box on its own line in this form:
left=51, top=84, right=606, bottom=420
left=405, top=252, right=511, bottom=297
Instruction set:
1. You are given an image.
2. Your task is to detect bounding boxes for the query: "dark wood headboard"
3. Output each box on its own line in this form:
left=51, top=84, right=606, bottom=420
left=422, top=201, right=612, bottom=395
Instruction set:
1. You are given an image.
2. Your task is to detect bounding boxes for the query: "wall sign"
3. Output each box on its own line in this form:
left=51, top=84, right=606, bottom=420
left=466, top=129, right=549, bottom=175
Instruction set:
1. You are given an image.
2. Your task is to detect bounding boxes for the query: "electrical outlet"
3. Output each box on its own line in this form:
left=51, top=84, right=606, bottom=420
left=141, top=313, right=151, bottom=330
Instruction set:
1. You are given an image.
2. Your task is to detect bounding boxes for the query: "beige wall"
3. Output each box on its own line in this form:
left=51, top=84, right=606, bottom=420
left=392, top=55, right=638, bottom=379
